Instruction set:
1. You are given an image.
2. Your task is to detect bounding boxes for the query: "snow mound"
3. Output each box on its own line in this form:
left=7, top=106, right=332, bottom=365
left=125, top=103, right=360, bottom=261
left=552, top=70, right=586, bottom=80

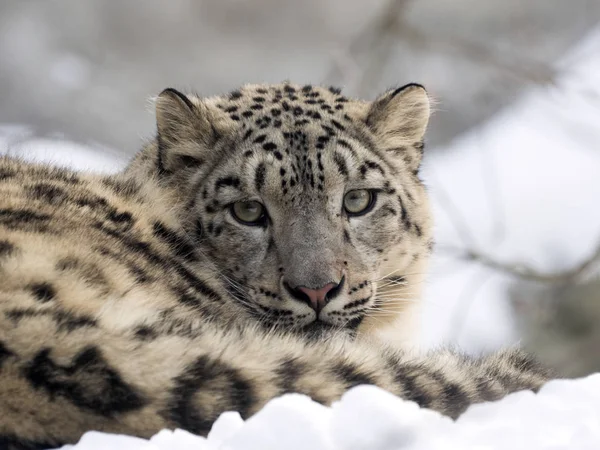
left=0, top=124, right=126, bottom=173
left=58, top=374, right=600, bottom=450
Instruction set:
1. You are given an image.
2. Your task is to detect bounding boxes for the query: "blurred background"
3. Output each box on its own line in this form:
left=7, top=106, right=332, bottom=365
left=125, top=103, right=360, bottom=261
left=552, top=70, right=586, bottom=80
left=1, top=0, right=600, bottom=377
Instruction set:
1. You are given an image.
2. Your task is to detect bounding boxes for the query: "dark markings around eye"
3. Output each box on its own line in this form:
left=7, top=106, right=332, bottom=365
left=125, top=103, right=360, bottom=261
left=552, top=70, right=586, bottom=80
left=359, top=160, right=385, bottom=179
left=333, top=152, right=349, bottom=177
left=336, top=138, right=359, bottom=162
left=366, top=161, right=385, bottom=175
left=215, top=176, right=241, bottom=191
left=397, top=195, right=412, bottom=231
left=343, top=229, right=351, bottom=243
left=379, top=206, right=397, bottom=217
left=255, top=163, right=266, bottom=192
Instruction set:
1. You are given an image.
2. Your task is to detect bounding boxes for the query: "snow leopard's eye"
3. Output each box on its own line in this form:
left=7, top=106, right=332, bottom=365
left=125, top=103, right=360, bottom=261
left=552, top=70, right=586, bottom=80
left=343, top=190, right=376, bottom=216
left=231, top=200, right=266, bottom=226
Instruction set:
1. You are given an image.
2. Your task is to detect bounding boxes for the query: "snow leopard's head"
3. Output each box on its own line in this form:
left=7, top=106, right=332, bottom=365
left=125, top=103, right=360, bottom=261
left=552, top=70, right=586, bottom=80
left=130, top=82, right=433, bottom=341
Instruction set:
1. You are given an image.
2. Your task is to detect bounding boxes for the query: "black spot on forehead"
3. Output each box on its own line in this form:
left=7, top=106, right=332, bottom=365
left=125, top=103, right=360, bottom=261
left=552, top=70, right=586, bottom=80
left=253, top=135, right=267, bottom=144
left=218, top=84, right=349, bottom=117
left=242, top=129, right=253, bottom=141
left=214, top=84, right=389, bottom=181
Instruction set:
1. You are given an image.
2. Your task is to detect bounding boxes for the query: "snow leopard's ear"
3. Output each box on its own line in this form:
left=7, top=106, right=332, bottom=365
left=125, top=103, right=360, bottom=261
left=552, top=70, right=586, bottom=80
left=155, top=88, right=218, bottom=174
left=366, top=83, right=430, bottom=172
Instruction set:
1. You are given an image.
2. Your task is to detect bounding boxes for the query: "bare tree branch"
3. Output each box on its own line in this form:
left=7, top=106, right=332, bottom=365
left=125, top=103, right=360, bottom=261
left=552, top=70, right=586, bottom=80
left=476, top=131, right=508, bottom=246
left=439, top=240, right=600, bottom=285
left=323, top=0, right=410, bottom=92
left=325, top=0, right=559, bottom=92
left=426, top=169, right=479, bottom=249
left=451, top=268, right=495, bottom=340
left=391, top=21, right=558, bottom=86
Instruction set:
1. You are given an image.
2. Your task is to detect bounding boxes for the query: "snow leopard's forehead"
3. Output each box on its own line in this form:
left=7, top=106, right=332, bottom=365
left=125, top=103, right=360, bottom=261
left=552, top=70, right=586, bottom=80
left=194, top=83, right=395, bottom=201
left=201, top=83, right=373, bottom=151
left=206, top=82, right=368, bottom=128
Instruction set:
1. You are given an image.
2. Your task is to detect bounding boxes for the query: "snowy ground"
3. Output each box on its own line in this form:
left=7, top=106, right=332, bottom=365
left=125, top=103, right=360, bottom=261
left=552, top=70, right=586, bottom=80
left=1, top=24, right=600, bottom=450
left=59, top=375, right=600, bottom=450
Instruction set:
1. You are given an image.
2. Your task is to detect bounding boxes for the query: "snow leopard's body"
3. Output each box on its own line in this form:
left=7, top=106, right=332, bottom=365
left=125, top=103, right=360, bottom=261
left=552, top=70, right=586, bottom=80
left=0, top=83, right=550, bottom=449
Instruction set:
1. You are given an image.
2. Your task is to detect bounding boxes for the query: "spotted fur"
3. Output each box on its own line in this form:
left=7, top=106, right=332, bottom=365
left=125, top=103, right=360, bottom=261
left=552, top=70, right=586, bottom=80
left=0, top=83, right=550, bottom=449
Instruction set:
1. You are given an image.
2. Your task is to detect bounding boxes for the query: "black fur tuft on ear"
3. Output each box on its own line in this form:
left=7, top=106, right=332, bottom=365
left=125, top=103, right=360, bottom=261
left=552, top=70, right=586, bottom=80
left=155, top=88, right=215, bottom=175
left=160, top=88, right=196, bottom=111
left=388, top=83, right=426, bottom=99
left=367, top=83, right=431, bottom=172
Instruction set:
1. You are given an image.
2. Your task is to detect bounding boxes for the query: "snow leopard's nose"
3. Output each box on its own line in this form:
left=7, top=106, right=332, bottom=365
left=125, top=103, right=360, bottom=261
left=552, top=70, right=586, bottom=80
left=285, top=277, right=344, bottom=313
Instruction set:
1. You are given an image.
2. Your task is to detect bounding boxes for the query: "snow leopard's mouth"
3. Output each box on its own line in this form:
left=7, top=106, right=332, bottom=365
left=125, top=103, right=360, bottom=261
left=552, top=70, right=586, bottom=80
left=220, top=270, right=371, bottom=335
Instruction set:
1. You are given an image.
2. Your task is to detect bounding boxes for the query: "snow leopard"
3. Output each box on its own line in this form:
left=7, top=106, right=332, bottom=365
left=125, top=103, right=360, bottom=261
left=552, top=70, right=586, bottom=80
left=0, top=82, right=551, bottom=449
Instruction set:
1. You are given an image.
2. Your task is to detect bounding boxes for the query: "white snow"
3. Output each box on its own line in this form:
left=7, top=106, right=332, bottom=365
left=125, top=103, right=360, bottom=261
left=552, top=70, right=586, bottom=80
left=57, top=375, right=600, bottom=450
left=0, top=125, right=125, bottom=174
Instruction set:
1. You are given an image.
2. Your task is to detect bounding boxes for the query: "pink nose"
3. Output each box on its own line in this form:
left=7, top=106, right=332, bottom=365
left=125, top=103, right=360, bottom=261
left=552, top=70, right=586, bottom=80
left=297, top=283, right=337, bottom=313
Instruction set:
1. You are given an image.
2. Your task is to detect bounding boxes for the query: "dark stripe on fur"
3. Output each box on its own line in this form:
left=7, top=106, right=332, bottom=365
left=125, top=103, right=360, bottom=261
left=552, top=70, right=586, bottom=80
left=166, top=354, right=254, bottom=436
left=23, top=346, right=147, bottom=415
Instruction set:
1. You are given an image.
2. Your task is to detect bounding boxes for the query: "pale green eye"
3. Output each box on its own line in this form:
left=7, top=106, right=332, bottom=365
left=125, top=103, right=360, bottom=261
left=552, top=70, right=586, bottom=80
left=343, top=189, right=375, bottom=216
left=231, top=200, right=266, bottom=225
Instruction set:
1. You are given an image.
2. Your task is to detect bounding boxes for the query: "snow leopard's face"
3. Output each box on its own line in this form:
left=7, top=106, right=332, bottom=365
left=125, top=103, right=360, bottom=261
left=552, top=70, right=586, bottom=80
left=144, top=83, right=433, bottom=334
